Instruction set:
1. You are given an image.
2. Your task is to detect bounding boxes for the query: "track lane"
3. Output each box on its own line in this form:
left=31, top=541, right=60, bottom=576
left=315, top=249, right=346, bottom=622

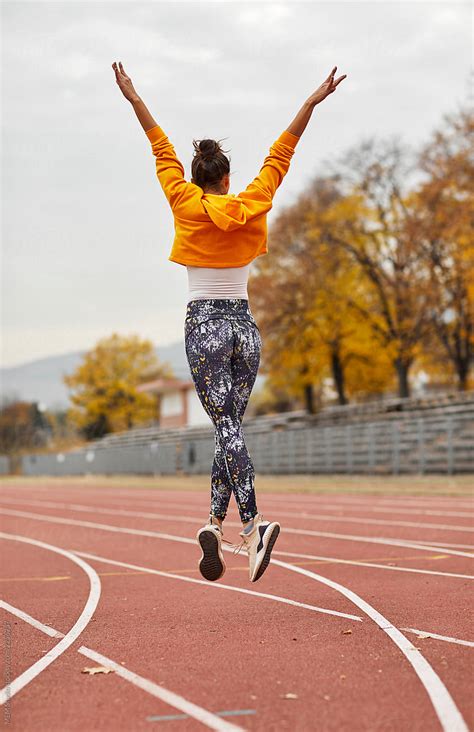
left=0, top=508, right=470, bottom=732
left=1, top=484, right=473, bottom=731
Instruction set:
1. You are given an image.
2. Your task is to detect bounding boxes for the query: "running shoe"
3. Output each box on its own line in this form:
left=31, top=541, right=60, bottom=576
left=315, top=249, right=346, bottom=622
left=236, top=513, right=281, bottom=582
left=196, top=515, right=226, bottom=582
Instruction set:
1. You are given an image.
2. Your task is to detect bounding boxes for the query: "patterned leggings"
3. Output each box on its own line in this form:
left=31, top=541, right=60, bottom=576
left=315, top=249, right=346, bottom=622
left=184, top=298, right=261, bottom=523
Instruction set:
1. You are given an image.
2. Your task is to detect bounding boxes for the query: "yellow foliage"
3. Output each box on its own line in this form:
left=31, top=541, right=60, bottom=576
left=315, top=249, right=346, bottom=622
left=63, top=333, right=173, bottom=436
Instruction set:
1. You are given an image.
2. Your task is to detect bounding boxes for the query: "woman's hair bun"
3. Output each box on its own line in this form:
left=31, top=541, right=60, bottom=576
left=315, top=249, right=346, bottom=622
left=193, top=139, right=221, bottom=159
left=191, top=136, right=231, bottom=189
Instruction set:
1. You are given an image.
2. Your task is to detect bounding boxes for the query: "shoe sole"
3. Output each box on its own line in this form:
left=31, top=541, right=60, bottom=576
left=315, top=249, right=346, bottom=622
left=197, top=529, right=225, bottom=582
left=252, top=524, right=280, bottom=582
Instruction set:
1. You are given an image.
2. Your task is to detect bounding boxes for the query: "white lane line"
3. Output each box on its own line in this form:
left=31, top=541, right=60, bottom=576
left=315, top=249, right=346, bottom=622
left=1, top=603, right=243, bottom=732
left=3, top=541, right=468, bottom=651
left=4, top=485, right=473, bottom=510
left=271, top=549, right=474, bottom=580
left=4, top=494, right=474, bottom=524
left=263, top=501, right=474, bottom=520
left=1, top=507, right=472, bottom=561
left=0, top=601, right=64, bottom=639
left=209, top=507, right=474, bottom=533
left=269, top=495, right=474, bottom=510
left=3, top=498, right=474, bottom=547
left=400, top=629, right=474, bottom=648
left=7, top=498, right=474, bottom=533
left=73, top=552, right=474, bottom=648
left=1, top=520, right=470, bottom=649
left=9, top=494, right=469, bottom=574
left=74, top=550, right=361, bottom=622
left=271, top=558, right=469, bottom=732
left=76, top=647, right=244, bottom=732
left=81, top=494, right=474, bottom=520
left=0, top=532, right=101, bottom=705
left=408, top=540, right=474, bottom=551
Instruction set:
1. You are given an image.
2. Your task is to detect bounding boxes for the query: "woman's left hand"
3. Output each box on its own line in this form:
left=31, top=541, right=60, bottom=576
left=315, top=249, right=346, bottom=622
left=112, top=61, right=140, bottom=102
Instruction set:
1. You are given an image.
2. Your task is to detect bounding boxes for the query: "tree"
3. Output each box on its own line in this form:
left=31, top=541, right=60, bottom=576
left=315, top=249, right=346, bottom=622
left=250, top=177, right=394, bottom=408
left=0, top=401, right=53, bottom=454
left=63, top=333, right=173, bottom=439
left=325, top=135, right=436, bottom=397
left=414, top=104, right=474, bottom=390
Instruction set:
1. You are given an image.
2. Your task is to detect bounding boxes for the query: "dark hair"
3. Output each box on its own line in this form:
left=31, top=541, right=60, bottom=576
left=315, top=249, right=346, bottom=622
left=191, top=138, right=231, bottom=191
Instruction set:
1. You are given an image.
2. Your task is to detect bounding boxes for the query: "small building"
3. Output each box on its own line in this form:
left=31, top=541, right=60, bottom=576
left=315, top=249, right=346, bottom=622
left=136, top=377, right=210, bottom=428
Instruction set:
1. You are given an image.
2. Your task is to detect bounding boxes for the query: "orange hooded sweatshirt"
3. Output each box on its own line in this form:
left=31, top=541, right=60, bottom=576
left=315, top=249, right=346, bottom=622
left=145, top=124, right=301, bottom=268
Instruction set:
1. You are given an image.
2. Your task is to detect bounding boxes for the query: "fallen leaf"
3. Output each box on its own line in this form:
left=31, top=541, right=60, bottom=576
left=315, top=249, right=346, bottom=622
left=282, top=693, right=298, bottom=700
left=81, top=666, right=114, bottom=675
left=342, top=629, right=352, bottom=635
left=416, top=633, right=431, bottom=639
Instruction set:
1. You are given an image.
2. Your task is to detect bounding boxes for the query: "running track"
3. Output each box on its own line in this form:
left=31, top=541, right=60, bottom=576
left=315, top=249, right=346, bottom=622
left=0, top=480, right=473, bottom=731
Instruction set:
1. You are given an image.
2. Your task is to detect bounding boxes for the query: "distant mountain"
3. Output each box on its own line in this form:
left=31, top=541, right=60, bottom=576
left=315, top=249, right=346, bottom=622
left=1, top=341, right=191, bottom=411
left=1, top=342, right=266, bottom=411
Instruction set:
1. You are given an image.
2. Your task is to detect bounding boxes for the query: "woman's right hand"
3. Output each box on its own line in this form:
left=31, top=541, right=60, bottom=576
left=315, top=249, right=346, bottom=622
left=307, top=66, right=347, bottom=106
left=112, top=61, right=140, bottom=103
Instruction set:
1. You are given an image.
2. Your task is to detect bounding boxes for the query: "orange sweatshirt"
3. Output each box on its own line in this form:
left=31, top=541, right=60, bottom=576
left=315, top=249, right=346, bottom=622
left=145, top=124, right=300, bottom=267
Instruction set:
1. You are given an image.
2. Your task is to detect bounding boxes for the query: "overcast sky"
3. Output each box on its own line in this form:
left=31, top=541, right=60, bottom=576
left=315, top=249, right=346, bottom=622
left=1, top=0, right=471, bottom=368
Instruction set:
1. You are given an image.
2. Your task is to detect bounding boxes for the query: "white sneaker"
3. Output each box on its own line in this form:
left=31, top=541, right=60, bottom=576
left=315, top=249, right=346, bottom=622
left=236, top=513, right=280, bottom=582
left=196, top=515, right=226, bottom=581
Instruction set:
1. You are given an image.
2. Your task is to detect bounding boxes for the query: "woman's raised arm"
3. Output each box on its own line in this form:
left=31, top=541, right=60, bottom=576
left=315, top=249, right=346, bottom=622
left=112, top=61, right=157, bottom=133
left=286, top=65, right=347, bottom=137
left=112, top=61, right=192, bottom=211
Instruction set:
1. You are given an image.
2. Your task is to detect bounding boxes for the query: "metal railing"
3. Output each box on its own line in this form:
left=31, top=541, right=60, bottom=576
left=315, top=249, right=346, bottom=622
left=18, top=408, right=474, bottom=477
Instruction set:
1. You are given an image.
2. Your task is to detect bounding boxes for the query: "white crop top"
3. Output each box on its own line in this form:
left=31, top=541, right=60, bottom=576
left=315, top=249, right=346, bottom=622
left=186, top=263, right=250, bottom=303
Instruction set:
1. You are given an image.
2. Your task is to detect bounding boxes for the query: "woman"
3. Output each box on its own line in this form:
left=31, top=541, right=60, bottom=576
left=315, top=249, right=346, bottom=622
left=112, top=61, right=346, bottom=583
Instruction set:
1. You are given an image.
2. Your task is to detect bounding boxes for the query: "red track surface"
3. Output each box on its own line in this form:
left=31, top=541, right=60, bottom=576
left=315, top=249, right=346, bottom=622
left=0, top=481, right=473, bottom=731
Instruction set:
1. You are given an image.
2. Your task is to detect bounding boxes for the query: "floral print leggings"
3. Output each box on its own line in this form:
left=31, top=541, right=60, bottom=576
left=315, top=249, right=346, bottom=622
left=184, top=298, right=261, bottom=523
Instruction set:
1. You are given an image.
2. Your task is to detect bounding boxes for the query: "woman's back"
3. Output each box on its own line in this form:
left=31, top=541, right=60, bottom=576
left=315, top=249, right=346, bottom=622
left=186, top=263, right=250, bottom=303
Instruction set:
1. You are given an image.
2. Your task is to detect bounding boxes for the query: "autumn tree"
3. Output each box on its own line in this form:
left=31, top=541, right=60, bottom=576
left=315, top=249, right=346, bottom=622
left=414, top=103, right=474, bottom=390
left=63, top=333, right=173, bottom=439
left=250, top=192, right=327, bottom=413
left=323, top=133, right=438, bottom=398
left=0, top=400, right=53, bottom=454
left=250, top=177, right=394, bottom=408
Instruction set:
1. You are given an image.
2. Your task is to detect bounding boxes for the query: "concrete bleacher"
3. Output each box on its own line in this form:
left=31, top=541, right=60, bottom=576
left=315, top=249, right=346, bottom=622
left=19, top=390, right=474, bottom=476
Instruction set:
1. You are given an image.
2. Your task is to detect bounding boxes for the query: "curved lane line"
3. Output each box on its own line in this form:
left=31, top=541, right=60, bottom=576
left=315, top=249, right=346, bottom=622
left=271, top=549, right=474, bottom=580
left=74, top=550, right=361, bottom=621
left=271, top=558, right=468, bottom=732
left=73, top=551, right=474, bottom=648
left=1, top=506, right=471, bottom=559
left=0, top=602, right=243, bottom=732
left=0, top=532, right=101, bottom=705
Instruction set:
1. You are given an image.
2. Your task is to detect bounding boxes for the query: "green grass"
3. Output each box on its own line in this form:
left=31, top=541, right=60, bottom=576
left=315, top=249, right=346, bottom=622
left=1, top=473, right=473, bottom=497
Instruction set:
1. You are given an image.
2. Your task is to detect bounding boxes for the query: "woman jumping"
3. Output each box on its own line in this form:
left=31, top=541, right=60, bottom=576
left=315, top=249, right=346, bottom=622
left=112, top=61, right=347, bottom=582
